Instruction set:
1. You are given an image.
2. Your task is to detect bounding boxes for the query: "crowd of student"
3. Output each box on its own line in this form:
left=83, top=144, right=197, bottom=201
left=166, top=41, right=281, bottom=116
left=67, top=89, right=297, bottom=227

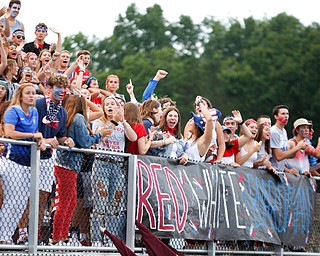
left=0, top=0, right=319, bottom=249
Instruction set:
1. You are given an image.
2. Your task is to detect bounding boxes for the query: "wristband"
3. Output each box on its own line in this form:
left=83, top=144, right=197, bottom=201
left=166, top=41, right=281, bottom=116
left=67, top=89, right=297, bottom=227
left=79, top=69, right=85, bottom=73
left=238, top=120, right=244, bottom=125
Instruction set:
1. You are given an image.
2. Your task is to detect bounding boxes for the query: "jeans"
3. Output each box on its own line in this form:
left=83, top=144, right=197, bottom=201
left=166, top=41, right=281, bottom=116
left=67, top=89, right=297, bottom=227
left=91, top=157, right=128, bottom=242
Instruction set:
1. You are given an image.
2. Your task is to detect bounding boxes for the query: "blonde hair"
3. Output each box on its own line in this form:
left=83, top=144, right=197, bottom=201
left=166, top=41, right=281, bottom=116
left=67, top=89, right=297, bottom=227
left=101, top=95, right=120, bottom=123
left=8, top=83, right=35, bottom=107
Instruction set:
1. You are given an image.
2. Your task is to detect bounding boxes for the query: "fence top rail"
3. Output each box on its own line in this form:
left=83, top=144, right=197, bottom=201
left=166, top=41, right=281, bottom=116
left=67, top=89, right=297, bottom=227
left=0, top=137, right=132, bottom=157
left=1, top=137, right=320, bottom=180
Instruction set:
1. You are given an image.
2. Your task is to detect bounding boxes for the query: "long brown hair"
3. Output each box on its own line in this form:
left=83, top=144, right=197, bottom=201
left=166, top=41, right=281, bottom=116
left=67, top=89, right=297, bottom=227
left=36, top=49, right=51, bottom=72
left=158, top=106, right=182, bottom=139
left=140, top=99, right=160, bottom=125
left=255, top=123, right=271, bottom=154
left=63, top=95, right=88, bottom=130
left=124, top=102, right=142, bottom=125
left=2, top=59, right=17, bottom=77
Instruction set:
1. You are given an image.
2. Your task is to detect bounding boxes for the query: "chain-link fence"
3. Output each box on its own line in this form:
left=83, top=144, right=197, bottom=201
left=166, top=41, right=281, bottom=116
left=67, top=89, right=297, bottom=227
left=0, top=138, right=320, bottom=255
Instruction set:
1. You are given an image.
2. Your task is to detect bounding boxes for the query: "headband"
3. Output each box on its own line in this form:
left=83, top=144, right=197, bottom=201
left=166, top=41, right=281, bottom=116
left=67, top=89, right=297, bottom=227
left=35, top=26, right=48, bottom=32
left=85, top=76, right=97, bottom=86
left=103, top=95, right=120, bottom=106
left=245, top=119, right=258, bottom=126
left=12, top=29, right=24, bottom=36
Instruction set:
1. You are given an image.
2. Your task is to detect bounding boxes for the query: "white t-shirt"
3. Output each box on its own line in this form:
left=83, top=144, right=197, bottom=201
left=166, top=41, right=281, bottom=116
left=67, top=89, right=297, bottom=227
left=270, top=125, right=289, bottom=171
left=92, top=119, right=126, bottom=152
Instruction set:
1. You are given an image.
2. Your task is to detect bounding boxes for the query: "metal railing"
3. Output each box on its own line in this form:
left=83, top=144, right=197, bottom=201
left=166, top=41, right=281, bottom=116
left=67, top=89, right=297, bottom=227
left=0, top=137, right=319, bottom=255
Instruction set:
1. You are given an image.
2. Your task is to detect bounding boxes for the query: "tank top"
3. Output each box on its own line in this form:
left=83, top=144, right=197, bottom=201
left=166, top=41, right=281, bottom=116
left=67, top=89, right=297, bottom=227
left=185, top=140, right=206, bottom=162
left=240, top=143, right=258, bottom=168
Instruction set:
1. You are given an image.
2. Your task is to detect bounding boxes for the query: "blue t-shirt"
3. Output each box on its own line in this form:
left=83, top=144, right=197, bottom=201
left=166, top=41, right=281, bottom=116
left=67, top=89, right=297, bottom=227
left=36, top=98, right=67, bottom=159
left=4, top=106, right=39, bottom=166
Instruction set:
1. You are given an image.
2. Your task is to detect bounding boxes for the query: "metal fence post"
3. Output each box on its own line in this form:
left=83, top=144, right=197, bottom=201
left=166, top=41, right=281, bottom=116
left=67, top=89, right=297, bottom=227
left=28, top=142, right=40, bottom=254
left=207, top=241, right=216, bottom=256
left=126, top=155, right=137, bottom=250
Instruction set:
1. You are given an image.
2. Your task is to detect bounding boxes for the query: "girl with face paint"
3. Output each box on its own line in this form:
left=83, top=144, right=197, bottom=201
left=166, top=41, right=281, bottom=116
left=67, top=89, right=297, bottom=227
left=51, top=95, right=110, bottom=245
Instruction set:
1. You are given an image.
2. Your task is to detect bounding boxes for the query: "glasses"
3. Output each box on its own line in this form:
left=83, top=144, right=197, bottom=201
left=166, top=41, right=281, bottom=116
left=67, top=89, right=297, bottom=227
left=16, top=35, right=25, bottom=40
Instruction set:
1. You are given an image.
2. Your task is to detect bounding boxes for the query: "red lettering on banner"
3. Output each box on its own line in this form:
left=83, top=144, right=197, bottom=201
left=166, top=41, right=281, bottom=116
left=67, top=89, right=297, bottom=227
left=136, top=160, right=188, bottom=232
left=136, top=160, right=156, bottom=228
left=150, top=163, right=174, bottom=231
left=163, top=167, right=188, bottom=233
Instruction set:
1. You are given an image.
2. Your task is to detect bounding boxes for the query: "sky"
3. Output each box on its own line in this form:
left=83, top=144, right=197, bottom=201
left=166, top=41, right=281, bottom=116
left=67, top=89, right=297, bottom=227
left=17, top=0, right=319, bottom=43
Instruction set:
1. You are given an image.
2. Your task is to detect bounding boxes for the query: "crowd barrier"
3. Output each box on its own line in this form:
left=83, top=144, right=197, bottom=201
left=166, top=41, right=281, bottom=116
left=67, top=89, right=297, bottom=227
left=0, top=138, right=319, bottom=256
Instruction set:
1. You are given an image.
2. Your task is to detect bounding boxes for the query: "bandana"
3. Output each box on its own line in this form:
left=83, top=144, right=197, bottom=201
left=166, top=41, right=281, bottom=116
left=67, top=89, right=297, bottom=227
left=245, top=119, right=258, bottom=126
left=46, top=99, right=62, bottom=122
left=35, top=26, right=48, bottom=32
left=166, top=127, right=176, bottom=136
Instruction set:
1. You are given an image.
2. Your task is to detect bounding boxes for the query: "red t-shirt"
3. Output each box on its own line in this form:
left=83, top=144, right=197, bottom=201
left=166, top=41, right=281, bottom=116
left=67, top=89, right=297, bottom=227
left=91, top=97, right=102, bottom=108
left=222, top=138, right=240, bottom=164
left=73, top=66, right=91, bottom=84
left=127, top=123, right=147, bottom=154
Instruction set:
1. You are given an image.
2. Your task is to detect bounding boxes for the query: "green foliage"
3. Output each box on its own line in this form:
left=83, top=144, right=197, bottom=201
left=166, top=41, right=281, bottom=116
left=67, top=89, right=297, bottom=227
left=62, top=5, right=320, bottom=136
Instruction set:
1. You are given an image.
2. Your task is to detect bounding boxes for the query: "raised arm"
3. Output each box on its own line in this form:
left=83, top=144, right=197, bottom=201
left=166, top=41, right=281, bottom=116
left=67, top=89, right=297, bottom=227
left=85, top=98, right=103, bottom=122
left=0, top=37, right=7, bottom=75
left=64, top=55, right=81, bottom=78
left=215, top=121, right=226, bottom=162
left=142, top=70, right=168, bottom=102
left=197, top=102, right=213, bottom=157
left=232, top=110, right=252, bottom=148
left=49, top=27, right=62, bottom=52
left=126, top=82, right=139, bottom=104
left=3, top=16, right=10, bottom=37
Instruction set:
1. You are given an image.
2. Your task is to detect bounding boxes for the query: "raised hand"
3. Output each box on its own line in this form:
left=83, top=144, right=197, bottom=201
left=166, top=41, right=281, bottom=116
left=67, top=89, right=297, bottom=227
left=0, top=6, right=7, bottom=17
left=154, top=70, right=168, bottom=81
left=49, top=27, right=60, bottom=34
left=126, top=83, right=134, bottom=95
left=231, top=110, right=243, bottom=124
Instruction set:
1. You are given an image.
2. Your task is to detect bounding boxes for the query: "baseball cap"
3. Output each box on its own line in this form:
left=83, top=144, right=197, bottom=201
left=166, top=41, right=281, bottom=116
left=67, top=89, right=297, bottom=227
left=191, top=112, right=205, bottom=132
left=222, top=125, right=232, bottom=134
left=223, top=115, right=234, bottom=124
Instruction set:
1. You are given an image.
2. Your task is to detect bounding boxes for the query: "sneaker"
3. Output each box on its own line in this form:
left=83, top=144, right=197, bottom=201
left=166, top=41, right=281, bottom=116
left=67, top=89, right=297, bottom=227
left=80, top=239, right=90, bottom=246
left=48, top=239, right=68, bottom=246
left=288, top=245, right=306, bottom=252
left=56, top=240, right=68, bottom=246
left=17, top=233, right=28, bottom=245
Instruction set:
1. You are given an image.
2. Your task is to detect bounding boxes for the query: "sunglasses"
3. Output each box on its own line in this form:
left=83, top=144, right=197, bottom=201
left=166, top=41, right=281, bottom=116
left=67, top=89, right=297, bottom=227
left=16, top=35, right=25, bottom=40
